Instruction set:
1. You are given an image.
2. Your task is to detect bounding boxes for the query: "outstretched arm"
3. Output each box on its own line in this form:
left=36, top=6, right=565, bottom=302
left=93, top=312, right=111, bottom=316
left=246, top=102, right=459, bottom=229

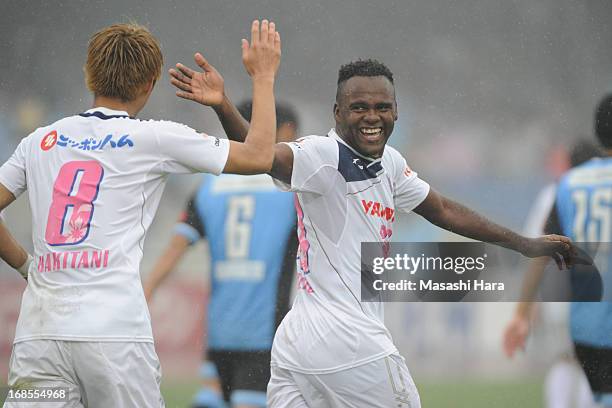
left=170, top=56, right=249, bottom=143
left=0, top=183, right=31, bottom=279
left=414, top=189, right=572, bottom=263
left=269, top=143, right=294, bottom=185
left=143, top=234, right=191, bottom=302
left=502, top=256, right=548, bottom=358
left=213, top=96, right=249, bottom=143
left=502, top=201, right=568, bottom=358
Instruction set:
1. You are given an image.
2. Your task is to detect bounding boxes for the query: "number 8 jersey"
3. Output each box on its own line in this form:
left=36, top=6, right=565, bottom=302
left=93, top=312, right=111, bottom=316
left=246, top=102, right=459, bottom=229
left=0, top=107, right=230, bottom=343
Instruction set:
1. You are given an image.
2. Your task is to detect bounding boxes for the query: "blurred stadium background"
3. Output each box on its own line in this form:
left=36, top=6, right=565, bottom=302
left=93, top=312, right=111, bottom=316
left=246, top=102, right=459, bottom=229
left=2, top=0, right=612, bottom=406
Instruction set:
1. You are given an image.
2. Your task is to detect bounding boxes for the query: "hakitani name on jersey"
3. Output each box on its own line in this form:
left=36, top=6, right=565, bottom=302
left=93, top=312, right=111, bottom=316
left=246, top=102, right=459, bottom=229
left=37, top=250, right=110, bottom=272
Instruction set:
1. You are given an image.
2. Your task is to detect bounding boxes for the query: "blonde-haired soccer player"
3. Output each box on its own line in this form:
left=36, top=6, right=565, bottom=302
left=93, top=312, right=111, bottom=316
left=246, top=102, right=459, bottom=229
left=0, top=20, right=280, bottom=407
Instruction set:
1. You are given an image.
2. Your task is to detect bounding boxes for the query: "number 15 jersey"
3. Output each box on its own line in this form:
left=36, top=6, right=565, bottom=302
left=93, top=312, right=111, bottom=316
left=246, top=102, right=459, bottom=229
left=0, top=107, right=229, bottom=343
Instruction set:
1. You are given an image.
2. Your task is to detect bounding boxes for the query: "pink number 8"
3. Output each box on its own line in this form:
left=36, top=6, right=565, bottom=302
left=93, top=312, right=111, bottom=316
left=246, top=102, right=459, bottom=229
left=294, top=195, right=310, bottom=274
left=45, top=161, right=104, bottom=246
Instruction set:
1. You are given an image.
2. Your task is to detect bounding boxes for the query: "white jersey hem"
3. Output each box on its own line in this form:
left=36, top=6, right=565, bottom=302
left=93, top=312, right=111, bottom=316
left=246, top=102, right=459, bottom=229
left=270, top=347, right=397, bottom=374
left=14, top=335, right=154, bottom=344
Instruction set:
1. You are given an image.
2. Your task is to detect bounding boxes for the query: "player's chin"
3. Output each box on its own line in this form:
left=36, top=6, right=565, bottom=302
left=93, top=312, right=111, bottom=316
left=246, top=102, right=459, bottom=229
left=355, top=138, right=386, bottom=158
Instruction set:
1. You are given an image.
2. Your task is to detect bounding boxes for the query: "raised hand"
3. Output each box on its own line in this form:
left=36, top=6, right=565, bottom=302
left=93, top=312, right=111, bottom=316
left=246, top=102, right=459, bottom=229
left=502, top=314, right=530, bottom=358
left=169, top=53, right=225, bottom=106
left=241, top=19, right=281, bottom=80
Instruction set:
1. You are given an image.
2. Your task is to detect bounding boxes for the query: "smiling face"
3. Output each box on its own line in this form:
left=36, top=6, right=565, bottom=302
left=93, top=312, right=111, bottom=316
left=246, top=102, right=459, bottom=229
left=334, top=75, right=398, bottom=159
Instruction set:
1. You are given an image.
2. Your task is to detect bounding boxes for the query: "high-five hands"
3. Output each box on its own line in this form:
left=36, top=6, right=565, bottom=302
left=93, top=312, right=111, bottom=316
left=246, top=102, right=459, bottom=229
left=241, top=19, right=281, bottom=80
left=169, top=19, right=281, bottom=106
left=170, top=53, right=225, bottom=106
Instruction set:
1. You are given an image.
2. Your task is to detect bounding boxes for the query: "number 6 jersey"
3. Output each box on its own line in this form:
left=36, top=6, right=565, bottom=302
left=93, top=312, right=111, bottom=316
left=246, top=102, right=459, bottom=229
left=176, top=173, right=297, bottom=351
left=0, top=107, right=230, bottom=343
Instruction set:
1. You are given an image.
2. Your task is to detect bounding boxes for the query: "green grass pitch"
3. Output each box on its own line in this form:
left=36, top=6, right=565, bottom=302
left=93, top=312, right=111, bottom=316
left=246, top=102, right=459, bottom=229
left=161, top=378, right=542, bottom=407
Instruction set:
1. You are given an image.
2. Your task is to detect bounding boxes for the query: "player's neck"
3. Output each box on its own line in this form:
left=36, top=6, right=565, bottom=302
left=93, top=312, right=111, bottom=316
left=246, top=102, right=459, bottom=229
left=91, top=96, right=141, bottom=118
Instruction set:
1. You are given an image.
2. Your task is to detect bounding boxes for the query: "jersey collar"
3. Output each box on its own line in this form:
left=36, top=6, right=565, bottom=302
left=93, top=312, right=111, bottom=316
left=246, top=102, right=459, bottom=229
left=80, top=107, right=131, bottom=120
left=328, top=128, right=383, bottom=164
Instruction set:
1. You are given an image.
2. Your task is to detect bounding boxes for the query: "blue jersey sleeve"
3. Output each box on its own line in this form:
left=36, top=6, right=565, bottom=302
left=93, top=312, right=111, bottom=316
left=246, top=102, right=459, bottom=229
left=544, top=202, right=563, bottom=235
left=174, top=194, right=206, bottom=245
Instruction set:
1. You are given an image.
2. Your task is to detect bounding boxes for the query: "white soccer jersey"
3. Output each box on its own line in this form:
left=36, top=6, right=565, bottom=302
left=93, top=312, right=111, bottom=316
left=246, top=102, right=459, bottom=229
left=271, top=129, right=430, bottom=374
left=0, top=107, right=229, bottom=343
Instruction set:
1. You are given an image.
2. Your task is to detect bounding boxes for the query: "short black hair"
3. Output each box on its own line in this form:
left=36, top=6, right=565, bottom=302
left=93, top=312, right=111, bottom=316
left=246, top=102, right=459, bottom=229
left=336, top=59, right=394, bottom=96
left=237, top=100, right=299, bottom=129
left=595, top=94, right=612, bottom=149
left=569, top=139, right=601, bottom=167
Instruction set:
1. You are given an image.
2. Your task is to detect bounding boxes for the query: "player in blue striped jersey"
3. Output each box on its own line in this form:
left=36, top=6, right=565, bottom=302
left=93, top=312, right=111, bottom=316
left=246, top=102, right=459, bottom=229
left=505, top=95, right=612, bottom=406
left=545, top=96, right=612, bottom=406
left=145, top=101, right=299, bottom=408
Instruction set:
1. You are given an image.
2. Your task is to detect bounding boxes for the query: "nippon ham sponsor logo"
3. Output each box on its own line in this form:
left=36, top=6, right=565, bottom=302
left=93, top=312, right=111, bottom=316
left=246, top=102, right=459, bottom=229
left=41, top=131, right=58, bottom=151
left=361, top=199, right=395, bottom=221
left=40, top=131, right=134, bottom=152
left=57, top=134, right=134, bottom=151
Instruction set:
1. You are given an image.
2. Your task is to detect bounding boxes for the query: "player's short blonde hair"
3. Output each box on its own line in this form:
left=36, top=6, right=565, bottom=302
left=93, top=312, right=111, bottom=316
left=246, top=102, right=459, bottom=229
left=84, top=23, right=163, bottom=102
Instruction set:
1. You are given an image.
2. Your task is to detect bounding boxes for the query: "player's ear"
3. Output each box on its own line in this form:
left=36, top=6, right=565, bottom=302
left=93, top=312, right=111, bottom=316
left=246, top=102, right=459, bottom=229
left=138, top=79, right=156, bottom=99
left=277, top=122, right=297, bottom=143
left=393, top=100, right=398, bottom=121
left=146, top=79, right=156, bottom=94
left=333, top=102, right=340, bottom=122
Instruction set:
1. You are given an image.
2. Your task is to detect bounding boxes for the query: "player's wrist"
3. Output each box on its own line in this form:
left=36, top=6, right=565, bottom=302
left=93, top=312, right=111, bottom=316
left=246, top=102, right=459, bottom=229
left=16, top=253, right=33, bottom=280
left=515, top=303, right=532, bottom=319
left=250, top=74, right=276, bottom=84
left=514, top=236, right=532, bottom=257
left=212, top=94, right=231, bottom=112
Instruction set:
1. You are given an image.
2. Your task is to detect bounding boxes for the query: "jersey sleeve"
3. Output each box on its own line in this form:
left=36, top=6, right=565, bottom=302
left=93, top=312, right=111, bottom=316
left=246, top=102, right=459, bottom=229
left=274, top=136, right=338, bottom=195
left=392, top=151, right=430, bottom=213
left=0, top=138, right=28, bottom=198
left=550, top=175, right=573, bottom=236
left=544, top=202, right=563, bottom=235
left=154, top=120, right=230, bottom=175
left=174, top=194, right=206, bottom=245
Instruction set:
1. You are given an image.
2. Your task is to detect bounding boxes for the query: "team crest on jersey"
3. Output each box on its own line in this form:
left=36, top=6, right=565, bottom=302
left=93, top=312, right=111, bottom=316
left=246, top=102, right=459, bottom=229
left=380, top=224, right=393, bottom=258
left=40, top=130, right=58, bottom=151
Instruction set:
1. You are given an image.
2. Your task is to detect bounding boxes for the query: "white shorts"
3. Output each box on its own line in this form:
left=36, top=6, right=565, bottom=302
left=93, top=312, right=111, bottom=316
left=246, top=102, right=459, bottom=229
left=267, top=353, right=421, bottom=408
left=3, top=340, right=163, bottom=408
